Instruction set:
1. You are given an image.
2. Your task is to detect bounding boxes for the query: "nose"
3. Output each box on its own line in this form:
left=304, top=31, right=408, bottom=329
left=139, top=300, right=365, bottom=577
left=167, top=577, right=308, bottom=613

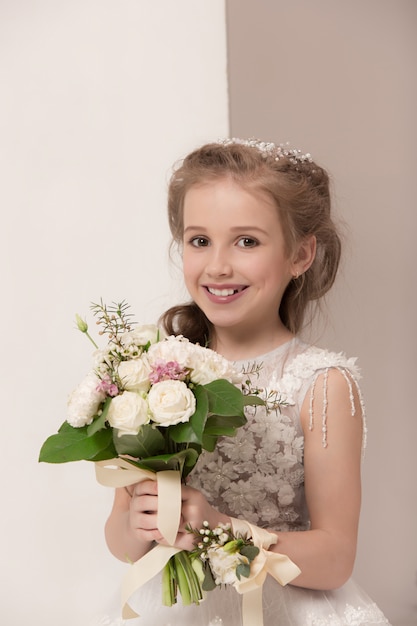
left=206, top=246, right=233, bottom=278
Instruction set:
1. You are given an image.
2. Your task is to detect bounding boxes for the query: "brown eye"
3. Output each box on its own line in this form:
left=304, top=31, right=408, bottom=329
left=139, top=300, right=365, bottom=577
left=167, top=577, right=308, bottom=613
left=237, top=237, right=258, bottom=248
left=190, top=236, right=210, bottom=247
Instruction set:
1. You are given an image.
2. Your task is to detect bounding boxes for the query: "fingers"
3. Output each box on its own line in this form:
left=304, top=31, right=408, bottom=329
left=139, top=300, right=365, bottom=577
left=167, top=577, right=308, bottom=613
left=131, top=496, right=158, bottom=520
left=180, top=485, right=231, bottom=532
left=129, top=480, right=160, bottom=541
left=132, top=479, right=158, bottom=498
left=126, top=480, right=224, bottom=550
left=129, top=482, right=193, bottom=547
left=180, top=485, right=208, bottom=528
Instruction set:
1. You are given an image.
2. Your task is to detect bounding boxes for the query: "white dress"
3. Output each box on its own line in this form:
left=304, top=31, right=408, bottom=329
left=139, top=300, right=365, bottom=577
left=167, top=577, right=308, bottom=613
left=95, top=338, right=391, bottom=626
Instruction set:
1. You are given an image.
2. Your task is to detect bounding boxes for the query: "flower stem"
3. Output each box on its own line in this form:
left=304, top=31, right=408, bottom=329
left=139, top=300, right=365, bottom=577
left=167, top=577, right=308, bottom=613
left=84, top=331, right=99, bottom=349
left=162, top=559, right=177, bottom=606
left=162, top=552, right=204, bottom=607
left=174, top=551, right=203, bottom=606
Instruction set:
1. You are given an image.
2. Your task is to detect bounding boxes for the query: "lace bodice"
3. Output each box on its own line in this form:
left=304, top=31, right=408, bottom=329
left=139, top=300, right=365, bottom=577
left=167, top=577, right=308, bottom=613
left=189, top=337, right=364, bottom=531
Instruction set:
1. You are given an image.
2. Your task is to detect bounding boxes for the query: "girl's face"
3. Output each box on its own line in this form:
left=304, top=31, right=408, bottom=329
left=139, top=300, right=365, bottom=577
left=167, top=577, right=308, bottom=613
left=182, top=177, right=296, bottom=343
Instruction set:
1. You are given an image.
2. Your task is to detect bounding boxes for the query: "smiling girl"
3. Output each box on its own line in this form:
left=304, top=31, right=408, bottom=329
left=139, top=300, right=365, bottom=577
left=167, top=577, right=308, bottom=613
left=103, top=139, right=390, bottom=625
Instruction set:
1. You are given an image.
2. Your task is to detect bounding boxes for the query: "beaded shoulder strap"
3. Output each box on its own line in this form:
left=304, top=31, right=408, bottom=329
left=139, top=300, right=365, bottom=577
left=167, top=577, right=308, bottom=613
left=281, top=347, right=367, bottom=452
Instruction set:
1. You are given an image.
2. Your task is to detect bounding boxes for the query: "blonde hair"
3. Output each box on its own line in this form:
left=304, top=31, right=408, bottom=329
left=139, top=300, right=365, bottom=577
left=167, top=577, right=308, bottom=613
left=160, top=141, right=341, bottom=344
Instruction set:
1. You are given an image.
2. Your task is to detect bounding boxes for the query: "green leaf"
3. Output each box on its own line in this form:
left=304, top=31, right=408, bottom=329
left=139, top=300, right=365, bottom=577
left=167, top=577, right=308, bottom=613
left=182, top=444, right=201, bottom=477
left=113, top=424, right=165, bottom=458
left=243, top=394, right=265, bottom=407
left=87, top=397, right=112, bottom=436
left=57, top=420, right=76, bottom=434
left=203, top=379, right=246, bottom=416
left=203, top=414, right=246, bottom=436
left=202, top=565, right=217, bottom=591
left=236, top=563, right=251, bottom=580
left=203, top=424, right=238, bottom=437
left=239, top=545, right=260, bottom=561
left=88, top=438, right=118, bottom=461
left=169, top=421, right=201, bottom=445
left=126, top=448, right=199, bottom=475
left=39, top=424, right=115, bottom=463
left=207, top=414, right=246, bottom=427
left=189, top=385, right=209, bottom=442
left=201, top=433, right=218, bottom=452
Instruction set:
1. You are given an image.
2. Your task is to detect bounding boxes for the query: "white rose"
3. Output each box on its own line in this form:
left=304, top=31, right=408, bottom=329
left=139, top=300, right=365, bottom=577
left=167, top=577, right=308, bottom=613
left=67, top=372, right=106, bottom=427
left=207, top=548, right=243, bottom=586
left=120, top=324, right=163, bottom=349
left=107, top=391, right=150, bottom=436
left=118, top=357, right=151, bottom=392
left=190, top=346, right=243, bottom=385
left=147, top=379, right=196, bottom=426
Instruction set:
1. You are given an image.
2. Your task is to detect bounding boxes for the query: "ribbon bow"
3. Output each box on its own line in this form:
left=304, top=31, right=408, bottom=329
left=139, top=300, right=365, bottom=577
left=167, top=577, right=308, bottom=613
left=230, top=518, right=301, bottom=626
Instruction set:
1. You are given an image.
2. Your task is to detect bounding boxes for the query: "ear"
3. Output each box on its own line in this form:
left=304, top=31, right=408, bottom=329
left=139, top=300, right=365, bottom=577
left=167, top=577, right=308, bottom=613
left=291, top=235, right=316, bottom=277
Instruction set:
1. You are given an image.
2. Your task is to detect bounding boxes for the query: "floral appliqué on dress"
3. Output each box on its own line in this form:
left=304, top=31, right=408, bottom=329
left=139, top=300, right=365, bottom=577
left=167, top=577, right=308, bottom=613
left=189, top=343, right=366, bottom=531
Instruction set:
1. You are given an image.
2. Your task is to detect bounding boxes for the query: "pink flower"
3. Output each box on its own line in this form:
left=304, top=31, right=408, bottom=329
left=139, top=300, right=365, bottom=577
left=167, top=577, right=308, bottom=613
left=149, top=359, right=188, bottom=384
left=96, top=376, right=119, bottom=397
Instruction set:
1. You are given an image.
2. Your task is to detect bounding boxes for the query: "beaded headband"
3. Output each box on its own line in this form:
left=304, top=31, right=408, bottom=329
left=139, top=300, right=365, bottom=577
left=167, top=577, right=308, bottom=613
left=217, top=138, right=313, bottom=165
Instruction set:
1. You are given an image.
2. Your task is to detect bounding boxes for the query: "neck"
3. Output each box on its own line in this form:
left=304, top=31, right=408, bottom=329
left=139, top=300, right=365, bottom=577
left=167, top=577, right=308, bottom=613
left=210, top=324, right=294, bottom=361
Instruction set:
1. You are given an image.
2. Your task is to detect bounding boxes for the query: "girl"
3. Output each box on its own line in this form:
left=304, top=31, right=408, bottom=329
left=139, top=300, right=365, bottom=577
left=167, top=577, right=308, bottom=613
left=103, top=139, right=391, bottom=625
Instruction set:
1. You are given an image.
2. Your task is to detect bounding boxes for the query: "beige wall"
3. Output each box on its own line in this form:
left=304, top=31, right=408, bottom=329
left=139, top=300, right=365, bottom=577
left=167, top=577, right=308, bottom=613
left=226, top=1, right=417, bottom=624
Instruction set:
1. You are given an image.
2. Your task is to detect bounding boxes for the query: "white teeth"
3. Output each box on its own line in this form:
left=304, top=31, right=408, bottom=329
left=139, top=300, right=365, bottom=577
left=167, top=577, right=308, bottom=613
left=208, top=287, right=236, bottom=296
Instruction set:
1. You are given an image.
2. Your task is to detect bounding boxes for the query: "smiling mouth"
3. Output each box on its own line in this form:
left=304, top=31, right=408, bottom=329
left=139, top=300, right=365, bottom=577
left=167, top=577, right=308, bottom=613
left=206, top=286, right=247, bottom=297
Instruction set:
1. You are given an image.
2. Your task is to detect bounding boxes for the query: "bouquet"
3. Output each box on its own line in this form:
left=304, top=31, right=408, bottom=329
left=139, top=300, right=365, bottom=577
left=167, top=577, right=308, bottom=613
left=39, top=300, right=264, bottom=612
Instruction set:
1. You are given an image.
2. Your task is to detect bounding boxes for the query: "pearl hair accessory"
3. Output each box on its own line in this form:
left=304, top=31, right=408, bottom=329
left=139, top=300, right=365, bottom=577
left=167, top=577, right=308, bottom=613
left=217, top=138, right=313, bottom=165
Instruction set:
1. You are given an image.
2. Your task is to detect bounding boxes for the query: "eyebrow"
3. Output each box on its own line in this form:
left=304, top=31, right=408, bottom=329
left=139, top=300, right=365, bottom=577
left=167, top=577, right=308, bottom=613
left=183, top=225, right=269, bottom=235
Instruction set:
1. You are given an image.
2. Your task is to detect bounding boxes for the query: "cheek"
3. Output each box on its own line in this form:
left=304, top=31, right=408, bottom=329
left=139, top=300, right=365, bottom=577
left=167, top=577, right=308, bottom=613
left=182, top=250, right=197, bottom=284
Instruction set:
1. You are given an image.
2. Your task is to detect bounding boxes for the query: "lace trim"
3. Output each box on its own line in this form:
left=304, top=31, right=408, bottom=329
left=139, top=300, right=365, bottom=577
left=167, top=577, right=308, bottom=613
left=95, top=602, right=390, bottom=626
left=307, top=601, right=390, bottom=625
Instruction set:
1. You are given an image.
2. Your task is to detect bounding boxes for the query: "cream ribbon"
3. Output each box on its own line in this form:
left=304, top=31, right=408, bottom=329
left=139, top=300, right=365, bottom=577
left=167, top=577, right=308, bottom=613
left=230, top=517, right=301, bottom=626
left=95, top=460, right=301, bottom=623
left=95, top=459, right=183, bottom=618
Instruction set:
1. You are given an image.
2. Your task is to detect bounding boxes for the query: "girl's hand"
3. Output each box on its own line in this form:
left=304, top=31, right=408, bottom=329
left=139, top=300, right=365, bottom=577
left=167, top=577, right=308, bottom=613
left=172, top=484, right=231, bottom=551
left=128, top=480, right=230, bottom=551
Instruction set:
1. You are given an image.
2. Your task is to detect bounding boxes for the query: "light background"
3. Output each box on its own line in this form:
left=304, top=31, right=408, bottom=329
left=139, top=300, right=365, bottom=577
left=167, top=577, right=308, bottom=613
left=0, top=1, right=228, bottom=624
left=1, top=1, right=415, bottom=624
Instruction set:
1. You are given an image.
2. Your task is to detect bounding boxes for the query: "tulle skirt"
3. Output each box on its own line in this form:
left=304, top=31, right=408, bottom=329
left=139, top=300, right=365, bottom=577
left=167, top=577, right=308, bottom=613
left=90, top=571, right=391, bottom=626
